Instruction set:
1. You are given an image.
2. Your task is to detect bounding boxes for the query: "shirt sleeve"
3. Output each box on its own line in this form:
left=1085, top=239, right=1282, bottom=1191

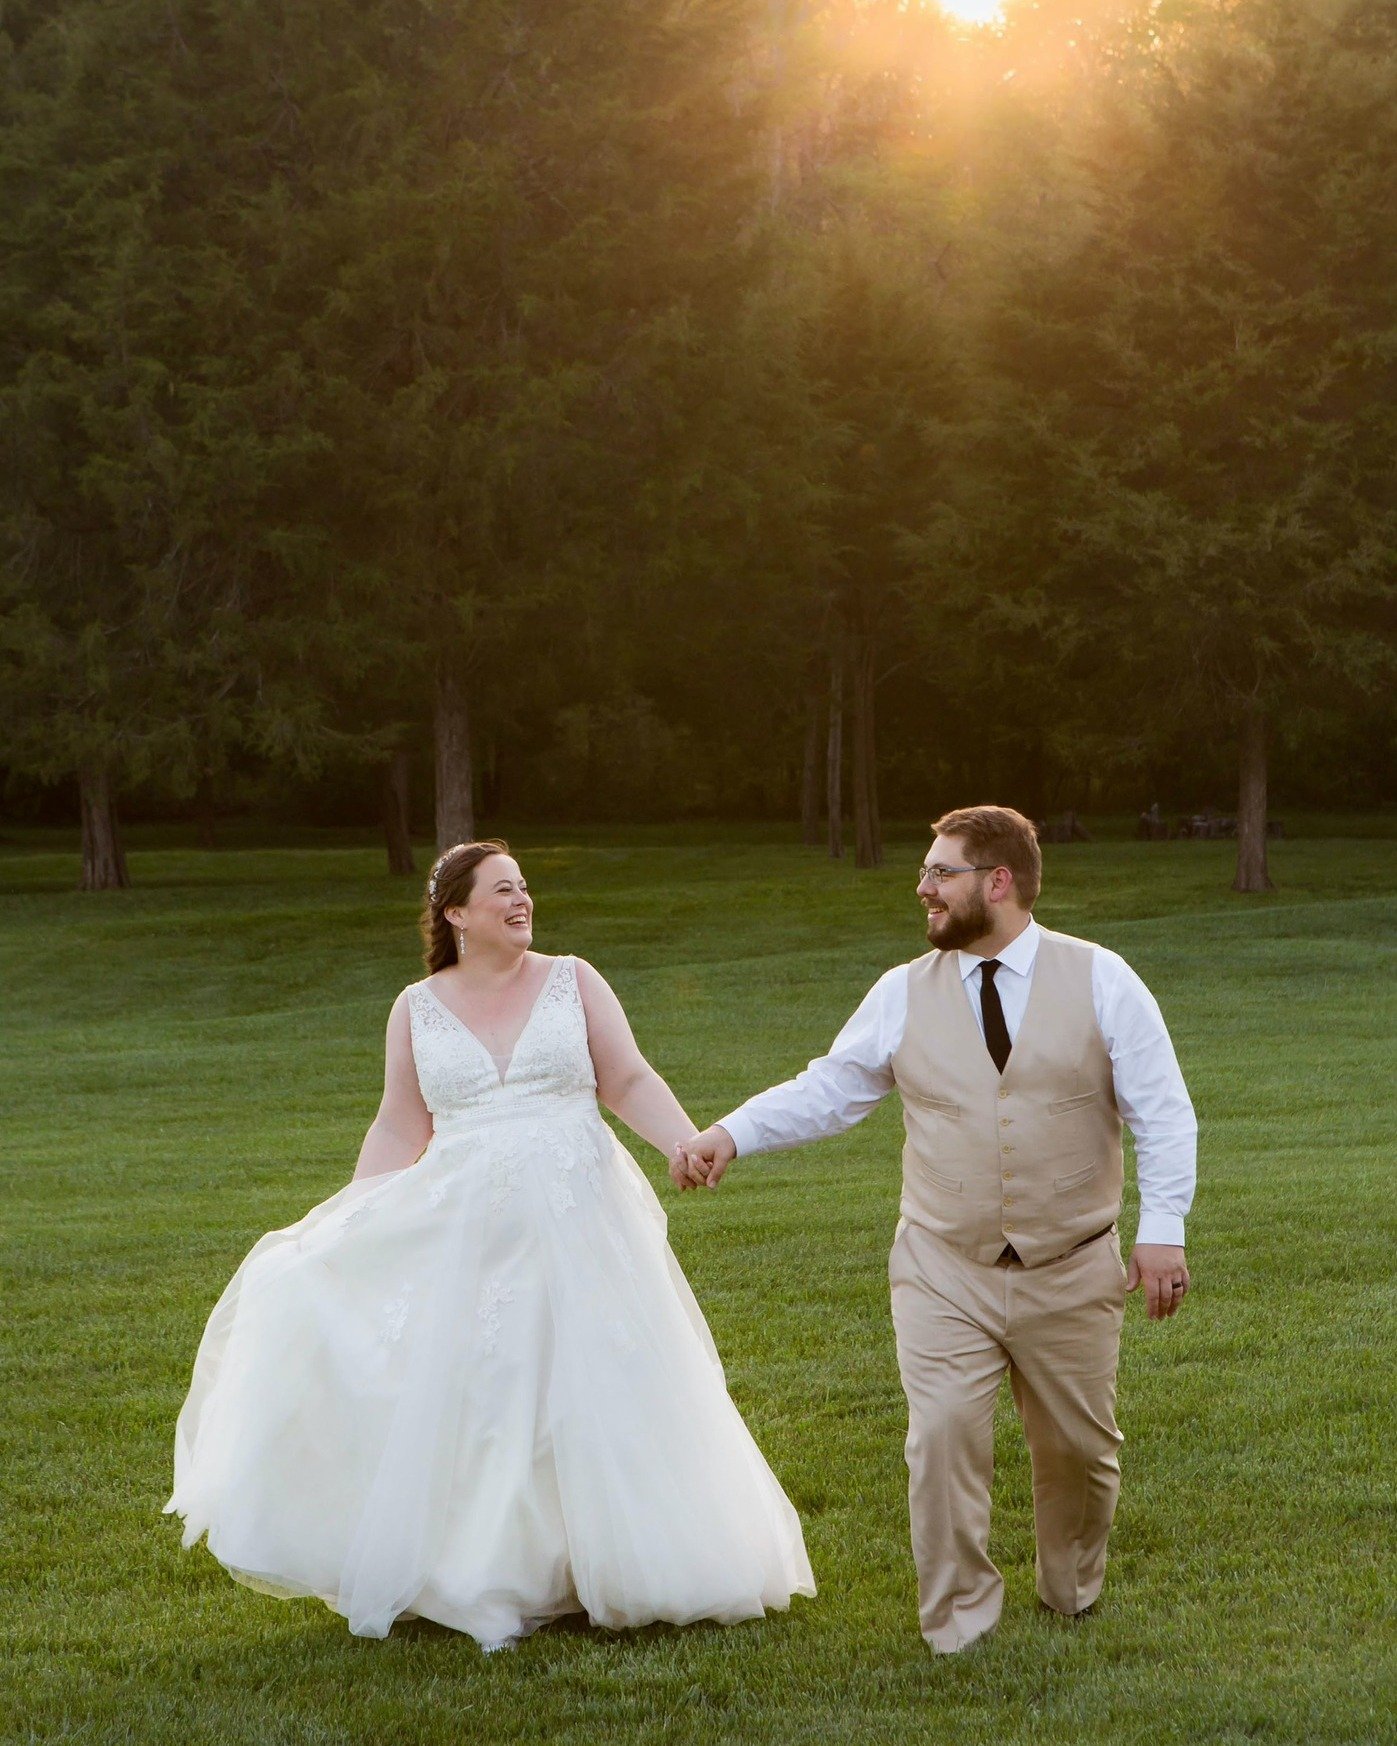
left=719, top=966, right=906, bottom=1157
left=1093, top=949, right=1198, bottom=1248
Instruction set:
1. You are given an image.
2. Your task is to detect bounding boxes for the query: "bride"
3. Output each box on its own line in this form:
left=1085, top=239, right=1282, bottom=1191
left=165, top=839, right=814, bottom=1647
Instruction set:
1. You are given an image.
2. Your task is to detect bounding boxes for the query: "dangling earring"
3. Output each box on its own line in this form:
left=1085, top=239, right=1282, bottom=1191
left=456, top=927, right=467, bottom=959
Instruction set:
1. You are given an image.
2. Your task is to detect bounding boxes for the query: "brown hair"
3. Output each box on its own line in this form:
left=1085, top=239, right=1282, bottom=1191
left=420, top=839, right=512, bottom=972
left=931, top=805, right=1042, bottom=908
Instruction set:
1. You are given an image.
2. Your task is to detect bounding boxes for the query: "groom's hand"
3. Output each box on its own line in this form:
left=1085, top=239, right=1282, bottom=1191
left=673, top=1125, right=737, bottom=1191
left=1127, top=1244, right=1190, bottom=1320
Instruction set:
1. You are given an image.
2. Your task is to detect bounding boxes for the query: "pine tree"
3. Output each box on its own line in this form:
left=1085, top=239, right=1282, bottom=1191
left=252, top=0, right=772, bottom=847
left=977, top=0, right=1397, bottom=885
left=0, top=0, right=349, bottom=884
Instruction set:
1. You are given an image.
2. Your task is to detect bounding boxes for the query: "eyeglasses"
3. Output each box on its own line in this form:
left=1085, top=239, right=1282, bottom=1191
left=918, top=863, right=996, bottom=884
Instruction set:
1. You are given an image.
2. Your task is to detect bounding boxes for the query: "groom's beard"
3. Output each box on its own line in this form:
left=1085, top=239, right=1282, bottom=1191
left=925, top=890, right=992, bottom=953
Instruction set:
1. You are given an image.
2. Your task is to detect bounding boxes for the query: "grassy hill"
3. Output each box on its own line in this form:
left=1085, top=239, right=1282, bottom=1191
left=3, top=824, right=1393, bottom=1745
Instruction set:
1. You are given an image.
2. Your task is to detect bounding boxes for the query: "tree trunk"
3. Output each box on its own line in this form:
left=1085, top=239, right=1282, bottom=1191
left=481, top=733, right=502, bottom=819
left=434, top=657, right=475, bottom=851
left=851, top=638, right=882, bottom=868
left=1232, top=697, right=1273, bottom=893
left=383, top=747, right=416, bottom=876
left=826, top=646, right=844, bottom=860
left=1019, top=731, right=1047, bottom=826
left=800, top=687, right=822, bottom=847
left=79, top=766, right=130, bottom=891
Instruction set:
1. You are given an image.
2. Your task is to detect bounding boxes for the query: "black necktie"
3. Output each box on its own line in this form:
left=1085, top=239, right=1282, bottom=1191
left=980, top=960, right=1012, bottom=1074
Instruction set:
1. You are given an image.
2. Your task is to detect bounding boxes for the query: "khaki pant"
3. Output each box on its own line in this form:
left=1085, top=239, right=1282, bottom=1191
left=889, top=1219, right=1127, bottom=1653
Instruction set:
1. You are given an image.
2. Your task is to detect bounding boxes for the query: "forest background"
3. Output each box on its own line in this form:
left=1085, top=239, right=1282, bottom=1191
left=3, top=0, right=1395, bottom=892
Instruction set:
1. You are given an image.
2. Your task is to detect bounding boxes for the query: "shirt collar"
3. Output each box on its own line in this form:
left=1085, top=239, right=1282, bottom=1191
left=956, top=916, right=1040, bottom=983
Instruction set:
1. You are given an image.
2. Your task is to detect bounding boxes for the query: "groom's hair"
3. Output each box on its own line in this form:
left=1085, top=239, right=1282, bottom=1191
left=931, top=805, right=1042, bottom=907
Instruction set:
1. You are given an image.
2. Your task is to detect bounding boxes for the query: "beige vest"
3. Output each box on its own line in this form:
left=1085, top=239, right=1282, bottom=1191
left=891, top=927, right=1123, bottom=1267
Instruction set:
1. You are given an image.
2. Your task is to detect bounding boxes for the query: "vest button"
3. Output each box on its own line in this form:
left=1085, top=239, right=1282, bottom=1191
left=998, top=1090, right=1009, bottom=1100
left=1002, top=1197, right=1014, bottom=1208
left=1001, top=1145, right=1014, bottom=1154
left=1003, top=1221, right=1015, bottom=1232
left=1000, top=1117, right=1011, bottom=1127
left=1002, top=1170, right=1014, bottom=1180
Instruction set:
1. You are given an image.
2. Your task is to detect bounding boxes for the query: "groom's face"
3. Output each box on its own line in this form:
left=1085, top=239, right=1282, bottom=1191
left=918, top=834, right=993, bottom=952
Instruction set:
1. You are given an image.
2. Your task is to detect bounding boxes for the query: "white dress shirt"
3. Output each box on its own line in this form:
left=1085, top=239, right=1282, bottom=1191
left=721, top=919, right=1197, bottom=1248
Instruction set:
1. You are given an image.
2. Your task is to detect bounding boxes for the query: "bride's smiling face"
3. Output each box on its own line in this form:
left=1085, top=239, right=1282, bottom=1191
left=447, top=854, right=533, bottom=954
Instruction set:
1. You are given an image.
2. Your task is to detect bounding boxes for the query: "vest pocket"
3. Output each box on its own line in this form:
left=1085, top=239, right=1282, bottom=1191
left=1053, top=1160, right=1098, bottom=1192
left=918, top=1162, right=963, bottom=1193
left=1049, top=1091, right=1099, bottom=1116
left=904, top=1090, right=962, bottom=1118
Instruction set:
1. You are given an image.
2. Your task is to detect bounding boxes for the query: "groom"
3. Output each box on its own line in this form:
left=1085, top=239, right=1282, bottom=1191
left=673, top=805, right=1196, bottom=1653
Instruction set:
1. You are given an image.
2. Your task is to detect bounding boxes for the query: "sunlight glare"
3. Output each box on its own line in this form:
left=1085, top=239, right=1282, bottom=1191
left=937, top=0, right=1004, bottom=24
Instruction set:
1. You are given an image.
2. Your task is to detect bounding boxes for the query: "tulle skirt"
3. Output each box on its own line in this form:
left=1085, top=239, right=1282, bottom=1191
left=165, top=1103, right=814, bottom=1646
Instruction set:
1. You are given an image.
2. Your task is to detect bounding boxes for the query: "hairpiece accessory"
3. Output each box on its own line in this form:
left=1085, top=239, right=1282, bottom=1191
left=427, top=847, right=460, bottom=905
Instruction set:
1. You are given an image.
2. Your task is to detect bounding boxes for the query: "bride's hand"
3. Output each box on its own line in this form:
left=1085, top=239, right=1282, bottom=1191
left=671, top=1126, right=736, bottom=1191
left=668, top=1144, right=696, bottom=1191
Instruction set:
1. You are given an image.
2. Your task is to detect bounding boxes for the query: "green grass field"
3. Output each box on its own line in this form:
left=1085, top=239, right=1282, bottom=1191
left=3, top=822, right=1394, bottom=1746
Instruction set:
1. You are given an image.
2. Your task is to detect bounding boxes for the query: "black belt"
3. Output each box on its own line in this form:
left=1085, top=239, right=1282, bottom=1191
left=997, top=1223, right=1116, bottom=1267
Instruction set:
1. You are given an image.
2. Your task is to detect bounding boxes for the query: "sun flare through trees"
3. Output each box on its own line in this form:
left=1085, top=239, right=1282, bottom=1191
left=1, top=0, right=1393, bottom=890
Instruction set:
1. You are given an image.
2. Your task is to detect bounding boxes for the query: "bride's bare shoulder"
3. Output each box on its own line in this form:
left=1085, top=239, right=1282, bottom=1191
left=382, top=987, right=417, bottom=1048
left=571, top=957, right=624, bottom=1011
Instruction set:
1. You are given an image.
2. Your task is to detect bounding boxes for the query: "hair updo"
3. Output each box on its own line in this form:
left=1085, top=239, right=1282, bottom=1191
left=420, top=839, right=511, bottom=972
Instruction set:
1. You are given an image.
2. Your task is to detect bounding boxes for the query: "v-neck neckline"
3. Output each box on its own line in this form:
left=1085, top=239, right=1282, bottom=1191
left=945, top=943, right=1047, bottom=1089
left=422, top=956, right=564, bottom=1088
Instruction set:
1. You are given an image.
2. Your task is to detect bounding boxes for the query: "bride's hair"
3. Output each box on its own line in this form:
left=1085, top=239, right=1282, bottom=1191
left=420, top=839, right=511, bottom=972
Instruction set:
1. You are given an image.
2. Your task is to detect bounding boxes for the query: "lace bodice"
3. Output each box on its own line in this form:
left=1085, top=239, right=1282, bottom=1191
left=406, top=956, right=597, bottom=1127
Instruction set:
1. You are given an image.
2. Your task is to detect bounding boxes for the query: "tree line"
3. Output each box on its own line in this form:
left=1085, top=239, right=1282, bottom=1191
left=2, top=0, right=1393, bottom=893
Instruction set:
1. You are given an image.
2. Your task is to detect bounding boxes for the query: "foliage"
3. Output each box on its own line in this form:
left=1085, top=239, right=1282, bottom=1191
left=1, top=0, right=1393, bottom=863
left=994, top=0, right=1395, bottom=723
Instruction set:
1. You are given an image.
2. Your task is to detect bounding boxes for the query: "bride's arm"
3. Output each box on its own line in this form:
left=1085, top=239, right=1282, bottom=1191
left=576, top=960, right=695, bottom=1157
left=352, top=992, right=435, bottom=1181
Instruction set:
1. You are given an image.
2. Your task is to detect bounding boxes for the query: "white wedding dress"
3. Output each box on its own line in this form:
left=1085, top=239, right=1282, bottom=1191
left=166, top=955, right=814, bottom=1646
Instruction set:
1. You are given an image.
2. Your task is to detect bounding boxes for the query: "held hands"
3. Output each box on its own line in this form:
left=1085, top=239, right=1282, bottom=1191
left=1127, top=1243, right=1191, bottom=1320
left=667, top=1125, right=736, bottom=1192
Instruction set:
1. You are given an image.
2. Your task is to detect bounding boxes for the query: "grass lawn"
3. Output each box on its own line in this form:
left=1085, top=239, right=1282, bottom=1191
left=3, top=822, right=1394, bottom=1745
